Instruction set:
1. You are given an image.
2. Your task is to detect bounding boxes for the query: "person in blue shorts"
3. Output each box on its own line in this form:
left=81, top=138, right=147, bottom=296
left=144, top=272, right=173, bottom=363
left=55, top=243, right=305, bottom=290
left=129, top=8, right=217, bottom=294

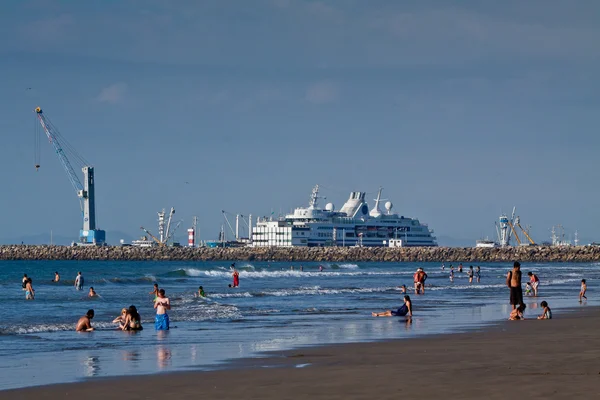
left=372, top=295, right=413, bottom=317
left=154, top=289, right=171, bottom=330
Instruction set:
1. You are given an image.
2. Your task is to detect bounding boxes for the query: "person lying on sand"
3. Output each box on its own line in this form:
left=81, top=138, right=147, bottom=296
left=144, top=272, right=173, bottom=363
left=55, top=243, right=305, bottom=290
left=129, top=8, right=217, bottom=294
left=509, top=304, right=526, bottom=320
left=537, top=301, right=552, bottom=320
left=372, top=295, right=412, bottom=317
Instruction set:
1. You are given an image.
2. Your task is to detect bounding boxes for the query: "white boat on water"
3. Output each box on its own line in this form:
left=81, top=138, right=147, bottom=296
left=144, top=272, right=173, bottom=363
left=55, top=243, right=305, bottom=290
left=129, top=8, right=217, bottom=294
left=251, top=185, right=437, bottom=247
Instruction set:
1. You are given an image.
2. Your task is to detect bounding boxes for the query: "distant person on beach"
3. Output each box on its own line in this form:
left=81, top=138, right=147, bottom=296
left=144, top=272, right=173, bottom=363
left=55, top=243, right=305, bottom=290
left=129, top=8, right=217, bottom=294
left=509, top=304, right=526, bottom=320
left=527, top=272, right=540, bottom=297
left=232, top=267, right=240, bottom=288
left=54, top=272, right=60, bottom=282
left=319, top=265, right=324, bottom=272
left=579, top=279, right=587, bottom=303
left=25, top=278, right=34, bottom=300
left=476, top=266, right=481, bottom=282
left=458, top=263, right=463, bottom=273
left=122, top=305, right=143, bottom=331
left=76, top=309, right=95, bottom=332
left=149, top=283, right=159, bottom=302
left=196, top=286, right=206, bottom=298
left=507, top=262, right=523, bottom=310
left=372, top=295, right=413, bottom=317
left=537, top=301, right=552, bottom=319
left=468, top=266, right=474, bottom=283
left=88, top=287, right=97, bottom=297
left=441, top=264, right=445, bottom=271
left=154, top=289, right=171, bottom=330
left=75, top=272, right=84, bottom=291
left=449, top=266, right=454, bottom=281
left=300, top=266, right=304, bottom=272
left=113, top=308, right=128, bottom=329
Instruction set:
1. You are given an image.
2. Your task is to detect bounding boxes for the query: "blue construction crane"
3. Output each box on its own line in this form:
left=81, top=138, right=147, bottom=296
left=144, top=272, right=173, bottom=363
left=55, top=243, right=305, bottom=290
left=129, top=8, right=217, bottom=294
left=34, top=107, right=106, bottom=245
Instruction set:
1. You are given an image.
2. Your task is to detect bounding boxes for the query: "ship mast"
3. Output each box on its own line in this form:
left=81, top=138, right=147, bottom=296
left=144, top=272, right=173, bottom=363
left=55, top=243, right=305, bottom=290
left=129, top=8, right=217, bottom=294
left=308, top=185, right=325, bottom=209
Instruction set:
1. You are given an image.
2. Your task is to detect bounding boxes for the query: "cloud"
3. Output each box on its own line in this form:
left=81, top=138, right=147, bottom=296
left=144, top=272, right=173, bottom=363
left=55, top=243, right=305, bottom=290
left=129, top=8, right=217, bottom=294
left=305, top=82, right=338, bottom=104
left=96, top=83, right=128, bottom=104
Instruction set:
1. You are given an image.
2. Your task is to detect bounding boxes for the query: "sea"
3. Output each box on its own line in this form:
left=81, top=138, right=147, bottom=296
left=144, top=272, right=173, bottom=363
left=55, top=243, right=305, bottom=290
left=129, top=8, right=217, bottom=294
left=0, top=260, right=597, bottom=390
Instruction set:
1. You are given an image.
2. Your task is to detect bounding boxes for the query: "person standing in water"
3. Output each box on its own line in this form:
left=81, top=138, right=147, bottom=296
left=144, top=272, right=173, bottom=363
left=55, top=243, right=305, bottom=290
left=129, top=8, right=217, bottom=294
left=507, top=262, right=523, bottom=310
left=527, top=272, right=540, bottom=297
left=449, top=266, right=454, bottom=281
left=75, top=272, right=84, bottom=291
left=25, top=278, right=35, bottom=300
left=149, top=283, right=159, bottom=302
left=154, top=289, right=171, bottom=330
left=232, top=266, right=240, bottom=288
left=54, top=272, right=60, bottom=282
left=22, top=274, right=28, bottom=291
left=476, top=266, right=481, bottom=283
left=579, top=279, right=587, bottom=303
left=468, top=266, right=474, bottom=284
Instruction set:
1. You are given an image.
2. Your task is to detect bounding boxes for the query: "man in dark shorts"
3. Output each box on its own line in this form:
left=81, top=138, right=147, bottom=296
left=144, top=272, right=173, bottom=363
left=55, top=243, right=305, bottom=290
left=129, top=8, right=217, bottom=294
left=506, top=261, right=523, bottom=310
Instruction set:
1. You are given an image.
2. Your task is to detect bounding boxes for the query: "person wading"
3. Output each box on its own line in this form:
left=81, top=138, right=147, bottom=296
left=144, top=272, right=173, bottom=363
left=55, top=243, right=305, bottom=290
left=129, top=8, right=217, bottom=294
left=506, top=261, right=524, bottom=310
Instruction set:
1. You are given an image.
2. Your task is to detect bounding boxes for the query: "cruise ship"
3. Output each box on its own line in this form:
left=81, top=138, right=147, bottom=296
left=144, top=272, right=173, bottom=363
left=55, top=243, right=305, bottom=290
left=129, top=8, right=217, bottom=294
left=251, top=186, right=437, bottom=247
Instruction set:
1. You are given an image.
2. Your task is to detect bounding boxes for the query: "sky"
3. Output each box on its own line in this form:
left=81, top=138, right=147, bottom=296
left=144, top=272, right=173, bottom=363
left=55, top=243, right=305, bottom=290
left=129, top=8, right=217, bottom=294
left=1, top=0, right=599, bottom=246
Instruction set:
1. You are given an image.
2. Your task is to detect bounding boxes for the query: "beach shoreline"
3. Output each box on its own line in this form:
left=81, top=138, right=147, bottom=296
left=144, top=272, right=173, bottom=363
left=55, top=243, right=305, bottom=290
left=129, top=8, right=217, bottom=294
left=3, top=305, right=598, bottom=400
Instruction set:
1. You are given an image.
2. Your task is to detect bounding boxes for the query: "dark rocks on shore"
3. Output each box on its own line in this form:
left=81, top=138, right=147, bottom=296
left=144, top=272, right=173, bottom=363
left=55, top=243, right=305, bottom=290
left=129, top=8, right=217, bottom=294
left=1, top=245, right=599, bottom=262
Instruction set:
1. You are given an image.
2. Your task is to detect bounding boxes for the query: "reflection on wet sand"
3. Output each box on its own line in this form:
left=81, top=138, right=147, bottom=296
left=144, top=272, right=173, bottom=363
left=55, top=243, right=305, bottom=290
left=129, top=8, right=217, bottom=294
left=83, top=356, right=100, bottom=377
left=122, top=350, right=140, bottom=362
left=157, top=347, right=171, bottom=369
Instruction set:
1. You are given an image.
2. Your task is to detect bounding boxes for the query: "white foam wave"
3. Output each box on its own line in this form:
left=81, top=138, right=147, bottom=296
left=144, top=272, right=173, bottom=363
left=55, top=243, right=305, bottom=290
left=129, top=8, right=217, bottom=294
left=2, top=321, right=117, bottom=335
left=183, top=268, right=204, bottom=277
left=201, top=270, right=406, bottom=278
left=338, top=263, right=359, bottom=269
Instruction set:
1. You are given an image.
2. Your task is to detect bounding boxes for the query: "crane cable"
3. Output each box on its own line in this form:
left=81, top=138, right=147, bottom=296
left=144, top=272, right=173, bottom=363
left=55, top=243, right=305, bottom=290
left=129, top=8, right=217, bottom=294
left=34, top=117, right=41, bottom=171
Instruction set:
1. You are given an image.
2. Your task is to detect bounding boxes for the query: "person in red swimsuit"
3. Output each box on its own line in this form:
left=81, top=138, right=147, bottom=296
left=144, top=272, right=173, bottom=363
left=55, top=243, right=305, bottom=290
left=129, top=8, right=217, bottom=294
left=231, top=264, right=240, bottom=287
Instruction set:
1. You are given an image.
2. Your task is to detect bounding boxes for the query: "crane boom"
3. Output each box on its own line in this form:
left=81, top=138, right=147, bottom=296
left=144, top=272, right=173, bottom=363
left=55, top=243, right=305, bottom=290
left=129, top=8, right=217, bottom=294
left=517, top=223, right=536, bottom=245
left=507, top=221, right=521, bottom=245
left=35, top=107, right=84, bottom=208
left=34, top=107, right=105, bottom=245
left=140, top=226, right=164, bottom=246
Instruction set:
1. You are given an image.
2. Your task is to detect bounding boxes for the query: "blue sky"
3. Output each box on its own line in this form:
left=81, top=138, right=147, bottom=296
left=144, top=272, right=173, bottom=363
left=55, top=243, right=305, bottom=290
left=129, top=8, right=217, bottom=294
left=1, top=0, right=599, bottom=245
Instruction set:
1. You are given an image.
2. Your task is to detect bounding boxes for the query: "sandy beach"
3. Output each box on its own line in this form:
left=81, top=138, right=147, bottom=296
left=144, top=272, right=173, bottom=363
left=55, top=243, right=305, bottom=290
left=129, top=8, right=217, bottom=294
left=2, top=305, right=599, bottom=400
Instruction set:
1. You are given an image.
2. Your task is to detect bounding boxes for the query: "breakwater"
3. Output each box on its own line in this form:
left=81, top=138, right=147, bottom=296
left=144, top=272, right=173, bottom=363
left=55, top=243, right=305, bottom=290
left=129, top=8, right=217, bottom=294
left=1, top=245, right=599, bottom=262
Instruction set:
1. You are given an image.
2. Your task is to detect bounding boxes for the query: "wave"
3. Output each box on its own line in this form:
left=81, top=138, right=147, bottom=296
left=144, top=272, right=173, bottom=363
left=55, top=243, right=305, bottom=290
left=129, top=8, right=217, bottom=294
left=207, top=285, right=398, bottom=299
left=201, top=270, right=408, bottom=278
left=0, top=321, right=117, bottom=335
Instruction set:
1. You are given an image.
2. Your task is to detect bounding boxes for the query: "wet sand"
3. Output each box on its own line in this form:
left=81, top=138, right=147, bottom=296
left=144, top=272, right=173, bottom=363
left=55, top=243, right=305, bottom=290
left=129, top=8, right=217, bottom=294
left=3, top=306, right=599, bottom=400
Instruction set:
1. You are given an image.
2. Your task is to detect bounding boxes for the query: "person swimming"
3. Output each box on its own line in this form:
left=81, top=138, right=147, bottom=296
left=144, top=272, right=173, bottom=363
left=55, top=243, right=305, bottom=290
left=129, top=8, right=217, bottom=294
left=196, top=286, right=206, bottom=297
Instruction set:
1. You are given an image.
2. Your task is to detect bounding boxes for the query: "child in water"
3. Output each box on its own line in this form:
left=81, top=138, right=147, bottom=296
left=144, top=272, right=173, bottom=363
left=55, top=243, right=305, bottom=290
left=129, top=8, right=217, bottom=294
left=525, top=282, right=532, bottom=296
left=196, top=286, right=206, bottom=298
left=537, top=301, right=552, bottom=319
left=579, top=279, right=587, bottom=302
left=509, top=304, right=526, bottom=320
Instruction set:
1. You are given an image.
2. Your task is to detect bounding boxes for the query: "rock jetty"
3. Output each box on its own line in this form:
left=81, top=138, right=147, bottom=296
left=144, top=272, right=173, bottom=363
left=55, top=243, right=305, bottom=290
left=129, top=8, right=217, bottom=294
left=1, top=245, right=599, bottom=262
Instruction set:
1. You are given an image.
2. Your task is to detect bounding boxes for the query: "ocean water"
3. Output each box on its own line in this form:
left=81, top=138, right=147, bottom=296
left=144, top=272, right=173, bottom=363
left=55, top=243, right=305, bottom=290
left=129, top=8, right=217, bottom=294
left=0, top=260, right=597, bottom=390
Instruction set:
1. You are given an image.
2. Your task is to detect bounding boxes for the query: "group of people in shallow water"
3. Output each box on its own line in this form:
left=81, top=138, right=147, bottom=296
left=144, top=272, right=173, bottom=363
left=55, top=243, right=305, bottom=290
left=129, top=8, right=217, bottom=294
left=25, top=261, right=591, bottom=331
left=372, top=261, right=589, bottom=321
